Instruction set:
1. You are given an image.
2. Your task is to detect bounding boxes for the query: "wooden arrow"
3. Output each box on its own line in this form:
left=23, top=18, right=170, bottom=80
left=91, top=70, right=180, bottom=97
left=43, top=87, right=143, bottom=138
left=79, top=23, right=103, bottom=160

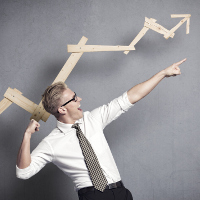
left=164, top=14, right=191, bottom=39
left=0, top=14, right=191, bottom=122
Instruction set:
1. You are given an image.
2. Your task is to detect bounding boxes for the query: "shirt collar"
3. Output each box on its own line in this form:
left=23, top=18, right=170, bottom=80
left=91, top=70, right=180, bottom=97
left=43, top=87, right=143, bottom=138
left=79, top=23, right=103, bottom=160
left=57, top=118, right=83, bottom=134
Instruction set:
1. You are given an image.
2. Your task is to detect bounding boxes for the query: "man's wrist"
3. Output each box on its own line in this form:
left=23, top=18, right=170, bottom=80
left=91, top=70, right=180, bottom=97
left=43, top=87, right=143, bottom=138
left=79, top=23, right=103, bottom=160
left=158, top=69, right=167, bottom=79
left=24, top=131, right=32, bottom=140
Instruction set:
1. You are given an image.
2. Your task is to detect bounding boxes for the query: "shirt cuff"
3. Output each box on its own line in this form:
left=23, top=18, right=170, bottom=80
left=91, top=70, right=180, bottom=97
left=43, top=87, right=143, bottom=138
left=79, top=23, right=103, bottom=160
left=118, top=92, right=134, bottom=112
left=16, top=164, right=32, bottom=179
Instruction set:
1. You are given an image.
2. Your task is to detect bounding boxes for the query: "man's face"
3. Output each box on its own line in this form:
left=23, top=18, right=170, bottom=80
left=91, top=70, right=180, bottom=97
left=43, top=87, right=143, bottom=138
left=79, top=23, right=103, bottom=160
left=59, top=88, right=83, bottom=123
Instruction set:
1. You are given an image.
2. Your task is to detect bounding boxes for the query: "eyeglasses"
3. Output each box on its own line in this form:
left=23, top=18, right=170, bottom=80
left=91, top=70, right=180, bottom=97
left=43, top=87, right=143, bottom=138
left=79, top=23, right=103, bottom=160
left=61, top=92, right=77, bottom=107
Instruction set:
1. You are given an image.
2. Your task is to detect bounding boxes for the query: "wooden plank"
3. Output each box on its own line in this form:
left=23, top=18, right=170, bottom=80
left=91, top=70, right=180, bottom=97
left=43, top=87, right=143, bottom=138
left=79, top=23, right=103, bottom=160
left=144, top=22, right=172, bottom=37
left=144, top=17, right=175, bottom=38
left=0, top=89, right=22, bottom=114
left=67, top=45, right=135, bottom=53
left=4, top=87, right=37, bottom=114
left=30, top=101, right=47, bottom=122
left=53, top=36, right=88, bottom=83
left=31, top=36, right=88, bottom=122
left=186, top=18, right=190, bottom=34
left=41, top=109, right=50, bottom=122
left=124, top=18, right=157, bottom=55
left=164, top=17, right=189, bottom=39
left=0, top=98, right=12, bottom=114
left=171, top=14, right=191, bottom=18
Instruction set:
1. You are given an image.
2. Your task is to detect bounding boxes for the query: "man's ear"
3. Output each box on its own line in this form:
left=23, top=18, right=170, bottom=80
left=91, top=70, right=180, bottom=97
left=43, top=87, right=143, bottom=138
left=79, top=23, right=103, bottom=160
left=58, top=106, right=67, bottom=114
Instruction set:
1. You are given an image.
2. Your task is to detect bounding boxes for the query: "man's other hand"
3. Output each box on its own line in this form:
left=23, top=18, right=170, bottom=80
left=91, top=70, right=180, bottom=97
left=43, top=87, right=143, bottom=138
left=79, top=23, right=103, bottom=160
left=25, top=119, right=40, bottom=135
left=164, top=58, right=187, bottom=77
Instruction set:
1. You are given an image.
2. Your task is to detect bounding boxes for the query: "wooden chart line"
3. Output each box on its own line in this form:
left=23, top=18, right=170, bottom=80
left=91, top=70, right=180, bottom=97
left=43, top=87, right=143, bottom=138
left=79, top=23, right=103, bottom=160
left=0, top=14, right=191, bottom=122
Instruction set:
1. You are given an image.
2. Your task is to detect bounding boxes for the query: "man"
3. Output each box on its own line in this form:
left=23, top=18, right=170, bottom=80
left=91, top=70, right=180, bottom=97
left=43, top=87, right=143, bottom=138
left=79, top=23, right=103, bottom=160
left=16, top=58, right=186, bottom=200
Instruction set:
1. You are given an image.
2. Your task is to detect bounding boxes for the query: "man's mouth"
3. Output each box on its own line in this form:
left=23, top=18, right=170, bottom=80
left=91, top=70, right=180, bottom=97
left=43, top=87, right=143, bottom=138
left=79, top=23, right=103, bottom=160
left=78, top=105, right=82, bottom=111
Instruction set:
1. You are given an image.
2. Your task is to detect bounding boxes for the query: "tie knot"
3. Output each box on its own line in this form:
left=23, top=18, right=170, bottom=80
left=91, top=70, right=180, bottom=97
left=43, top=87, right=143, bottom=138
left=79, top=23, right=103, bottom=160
left=72, top=123, right=80, bottom=130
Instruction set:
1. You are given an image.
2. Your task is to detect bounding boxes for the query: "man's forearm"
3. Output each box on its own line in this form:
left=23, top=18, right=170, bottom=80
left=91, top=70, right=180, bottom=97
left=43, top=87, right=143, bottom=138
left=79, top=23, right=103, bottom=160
left=17, top=131, right=32, bottom=169
left=127, top=70, right=165, bottom=104
left=17, top=119, right=40, bottom=169
left=127, top=58, right=186, bottom=104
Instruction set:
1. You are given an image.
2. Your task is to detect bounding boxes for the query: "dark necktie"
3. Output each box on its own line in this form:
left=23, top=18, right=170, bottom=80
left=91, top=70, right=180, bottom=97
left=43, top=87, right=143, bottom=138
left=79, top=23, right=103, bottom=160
left=72, top=123, right=108, bottom=192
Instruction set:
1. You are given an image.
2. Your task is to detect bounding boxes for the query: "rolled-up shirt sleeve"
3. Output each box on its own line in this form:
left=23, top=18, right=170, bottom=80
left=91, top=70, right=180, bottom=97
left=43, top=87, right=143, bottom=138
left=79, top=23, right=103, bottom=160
left=90, top=92, right=134, bottom=129
left=16, top=139, right=53, bottom=179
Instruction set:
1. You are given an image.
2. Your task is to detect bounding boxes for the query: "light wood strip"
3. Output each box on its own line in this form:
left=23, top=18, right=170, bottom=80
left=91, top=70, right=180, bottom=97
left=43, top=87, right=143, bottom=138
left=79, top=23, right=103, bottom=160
left=144, top=17, right=175, bottom=38
left=0, top=98, right=12, bottom=114
left=53, top=36, right=88, bottom=83
left=164, top=17, right=189, bottom=39
left=124, top=18, right=157, bottom=55
left=144, top=22, right=165, bottom=35
left=4, top=88, right=37, bottom=114
left=41, top=109, right=51, bottom=122
left=67, top=45, right=135, bottom=53
left=30, top=101, right=47, bottom=122
left=171, top=14, right=191, bottom=18
left=0, top=89, right=22, bottom=114
left=186, top=18, right=190, bottom=34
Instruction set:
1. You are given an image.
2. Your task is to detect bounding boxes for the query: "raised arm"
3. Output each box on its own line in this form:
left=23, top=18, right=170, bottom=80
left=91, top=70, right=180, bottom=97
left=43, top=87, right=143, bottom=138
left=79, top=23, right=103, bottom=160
left=127, top=58, right=187, bottom=104
left=17, top=119, right=40, bottom=169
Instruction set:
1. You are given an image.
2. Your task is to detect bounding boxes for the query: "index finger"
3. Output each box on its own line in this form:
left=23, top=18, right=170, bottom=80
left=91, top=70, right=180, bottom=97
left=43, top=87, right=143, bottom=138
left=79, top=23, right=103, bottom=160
left=175, top=58, right=187, bottom=66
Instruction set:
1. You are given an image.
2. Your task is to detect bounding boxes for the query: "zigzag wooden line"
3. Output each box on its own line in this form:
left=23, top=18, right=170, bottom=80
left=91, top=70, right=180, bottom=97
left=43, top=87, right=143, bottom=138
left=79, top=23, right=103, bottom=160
left=0, top=14, right=191, bottom=122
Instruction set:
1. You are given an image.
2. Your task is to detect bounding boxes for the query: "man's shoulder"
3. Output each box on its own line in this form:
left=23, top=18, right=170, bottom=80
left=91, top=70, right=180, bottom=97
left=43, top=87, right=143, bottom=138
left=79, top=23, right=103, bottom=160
left=83, top=110, right=98, bottom=120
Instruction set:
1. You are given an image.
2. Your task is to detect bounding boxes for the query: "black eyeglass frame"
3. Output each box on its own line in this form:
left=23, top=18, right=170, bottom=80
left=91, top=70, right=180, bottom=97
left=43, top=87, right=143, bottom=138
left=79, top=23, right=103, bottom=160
left=61, top=92, right=77, bottom=107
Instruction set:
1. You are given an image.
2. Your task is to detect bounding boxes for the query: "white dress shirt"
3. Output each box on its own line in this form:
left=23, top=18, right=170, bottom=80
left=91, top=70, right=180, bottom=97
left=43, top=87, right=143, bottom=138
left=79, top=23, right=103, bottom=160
left=16, top=92, right=134, bottom=190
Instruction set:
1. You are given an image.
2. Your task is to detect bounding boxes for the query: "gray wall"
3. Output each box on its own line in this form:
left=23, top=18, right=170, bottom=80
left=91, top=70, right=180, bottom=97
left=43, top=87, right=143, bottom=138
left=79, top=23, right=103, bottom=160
left=0, top=0, right=199, bottom=199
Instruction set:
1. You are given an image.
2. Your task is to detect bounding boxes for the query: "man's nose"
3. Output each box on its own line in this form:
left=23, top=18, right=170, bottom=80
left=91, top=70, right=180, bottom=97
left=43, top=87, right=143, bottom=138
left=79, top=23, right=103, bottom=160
left=77, top=96, right=82, bottom=101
